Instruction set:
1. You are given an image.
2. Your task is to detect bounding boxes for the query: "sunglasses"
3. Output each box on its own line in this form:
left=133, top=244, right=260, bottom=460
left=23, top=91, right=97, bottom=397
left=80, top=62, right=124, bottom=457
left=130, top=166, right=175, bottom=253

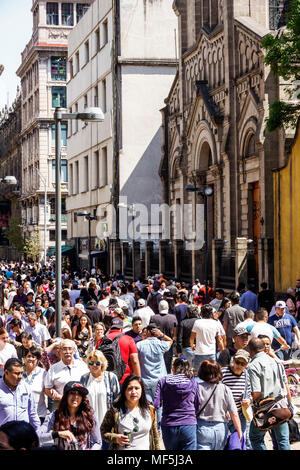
left=89, top=361, right=101, bottom=366
left=133, top=417, right=139, bottom=433
left=235, top=359, right=247, bottom=366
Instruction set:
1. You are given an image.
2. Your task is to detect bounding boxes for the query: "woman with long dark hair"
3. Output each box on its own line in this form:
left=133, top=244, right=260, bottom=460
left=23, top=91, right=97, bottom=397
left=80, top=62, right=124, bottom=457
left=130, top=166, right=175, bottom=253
left=38, top=381, right=101, bottom=450
left=153, top=357, right=200, bottom=450
left=72, top=314, right=92, bottom=358
left=101, top=375, right=160, bottom=450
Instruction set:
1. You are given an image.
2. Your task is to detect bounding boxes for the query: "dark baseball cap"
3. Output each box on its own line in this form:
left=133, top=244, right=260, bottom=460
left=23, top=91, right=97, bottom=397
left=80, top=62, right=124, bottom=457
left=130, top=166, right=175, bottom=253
left=110, top=317, right=123, bottom=330
left=63, top=381, right=88, bottom=397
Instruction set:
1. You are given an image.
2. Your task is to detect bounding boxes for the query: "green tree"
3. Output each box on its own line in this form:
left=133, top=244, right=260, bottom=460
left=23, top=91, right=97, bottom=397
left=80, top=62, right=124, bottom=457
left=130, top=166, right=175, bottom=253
left=262, top=0, right=300, bottom=131
left=5, top=217, right=25, bottom=255
left=24, top=230, right=41, bottom=264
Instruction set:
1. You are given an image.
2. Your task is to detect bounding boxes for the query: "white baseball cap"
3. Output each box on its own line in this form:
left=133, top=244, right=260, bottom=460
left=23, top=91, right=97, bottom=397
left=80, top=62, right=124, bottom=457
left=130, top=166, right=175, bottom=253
left=74, top=303, right=86, bottom=313
left=137, top=298, right=146, bottom=307
left=275, top=300, right=286, bottom=309
left=158, top=300, right=169, bottom=314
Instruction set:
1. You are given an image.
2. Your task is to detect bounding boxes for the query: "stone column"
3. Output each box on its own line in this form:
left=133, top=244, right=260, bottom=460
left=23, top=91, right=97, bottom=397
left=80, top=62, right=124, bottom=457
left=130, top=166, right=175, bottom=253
left=110, top=239, right=121, bottom=276
left=133, top=241, right=141, bottom=280
left=121, top=241, right=129, bottom=275
left=235, top=237, right=248, bottom=289
left=174, top=240, right=184, bottom=280
left=159, top=240, right=168, bottom=276
left=145, top=241, right=153, bottom=279
left=212, top=239, right=226, bottom=289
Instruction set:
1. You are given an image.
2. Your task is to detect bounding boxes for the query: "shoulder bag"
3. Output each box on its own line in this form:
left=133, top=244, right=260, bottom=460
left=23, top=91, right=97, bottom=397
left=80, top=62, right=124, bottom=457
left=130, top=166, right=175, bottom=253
left=197, top=384, right=218, bottom=418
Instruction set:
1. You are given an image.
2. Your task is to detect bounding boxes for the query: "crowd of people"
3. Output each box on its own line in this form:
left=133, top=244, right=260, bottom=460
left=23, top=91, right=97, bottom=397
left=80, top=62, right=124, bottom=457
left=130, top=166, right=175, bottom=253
left=0, top=260, right=299, bottom=451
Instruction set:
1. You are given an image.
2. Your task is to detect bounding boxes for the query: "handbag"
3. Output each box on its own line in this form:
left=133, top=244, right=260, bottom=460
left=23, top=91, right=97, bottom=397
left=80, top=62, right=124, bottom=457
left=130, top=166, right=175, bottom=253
left=252, top=395, right=293, bottom=431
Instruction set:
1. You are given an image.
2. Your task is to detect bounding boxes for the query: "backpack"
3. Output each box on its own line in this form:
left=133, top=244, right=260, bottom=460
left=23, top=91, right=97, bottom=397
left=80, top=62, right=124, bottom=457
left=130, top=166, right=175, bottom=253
left=147, top=292, right=161, bottom=314
left=97, top=333, right=127, bottom=381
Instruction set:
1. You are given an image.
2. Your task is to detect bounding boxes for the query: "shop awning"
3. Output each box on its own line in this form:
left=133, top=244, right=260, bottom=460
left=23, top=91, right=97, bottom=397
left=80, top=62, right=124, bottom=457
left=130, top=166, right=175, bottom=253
left=47, top=246, right=74, bottom=257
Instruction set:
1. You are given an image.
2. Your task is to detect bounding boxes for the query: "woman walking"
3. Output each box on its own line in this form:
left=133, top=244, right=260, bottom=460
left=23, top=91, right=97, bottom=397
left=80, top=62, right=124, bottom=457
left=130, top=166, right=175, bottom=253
left=196, top=359, right=242, bottom=450
left=153, top=357, right=200, bottom=450
left=101, top=375, right=160, bottom=450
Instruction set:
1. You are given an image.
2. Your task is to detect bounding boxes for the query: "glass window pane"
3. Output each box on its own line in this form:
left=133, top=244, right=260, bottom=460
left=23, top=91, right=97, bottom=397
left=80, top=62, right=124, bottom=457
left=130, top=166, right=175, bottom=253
left=52, top=87, right=67, bottom=108
left=46, top=3, right=59, bottom=25
left=77, top=3, right=89, bottom=22
left=51, top=57, right=67, bottom=81
left=52, top=160, right=68, bottom=183
left=51, top=124, right=67, bottom=146
left=62, top=3, right=73, bottom=26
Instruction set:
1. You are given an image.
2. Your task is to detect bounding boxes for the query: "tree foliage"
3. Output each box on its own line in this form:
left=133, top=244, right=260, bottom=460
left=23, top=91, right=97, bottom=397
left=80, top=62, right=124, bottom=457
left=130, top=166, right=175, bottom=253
left=24, top=230, right=41, bottom=263
left=262, top=0, right=300, bottom=131
left=5, top=217, right=24, bottom=254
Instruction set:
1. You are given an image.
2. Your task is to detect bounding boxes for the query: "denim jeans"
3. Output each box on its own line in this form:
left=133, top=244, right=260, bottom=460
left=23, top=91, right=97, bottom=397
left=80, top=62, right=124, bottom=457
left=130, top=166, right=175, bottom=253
left=228, top=411, right=252, bottom=450
left=145, top=383, right=161, bottom=430
left=164, top=344, right=174, bottom=374
left=197, top=419, right=228, bottom=450
left=194, top=354, right=216, bottom=374
left=275, top=349, right=291, bottom=361
left=161, top=425, right=197, bottom=451
left=182, top=347, right=195, bottom=367
left=249, top=421, right=290, bottom=450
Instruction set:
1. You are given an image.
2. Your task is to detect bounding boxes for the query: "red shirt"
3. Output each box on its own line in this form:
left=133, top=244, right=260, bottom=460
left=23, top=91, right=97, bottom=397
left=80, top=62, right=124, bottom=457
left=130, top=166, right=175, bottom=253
left=106, top=329, right=138, bottom=383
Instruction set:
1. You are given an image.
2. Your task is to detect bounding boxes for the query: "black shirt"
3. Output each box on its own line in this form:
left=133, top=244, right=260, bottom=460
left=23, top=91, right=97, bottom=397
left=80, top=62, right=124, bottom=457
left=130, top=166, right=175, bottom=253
left=151, top=313, right=178, bottom=338
left=177, top=317, right=197, bottom=353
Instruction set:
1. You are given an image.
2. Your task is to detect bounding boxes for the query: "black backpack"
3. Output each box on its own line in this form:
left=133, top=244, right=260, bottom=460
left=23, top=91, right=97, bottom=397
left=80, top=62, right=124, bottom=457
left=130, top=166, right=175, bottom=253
left=97, top=333, right=127, bottom=381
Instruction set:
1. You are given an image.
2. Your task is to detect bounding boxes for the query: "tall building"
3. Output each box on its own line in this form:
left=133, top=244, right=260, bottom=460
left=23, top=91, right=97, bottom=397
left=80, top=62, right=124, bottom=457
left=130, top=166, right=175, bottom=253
left=0, top=91, right=22, bottom=259
left=67, top=0, right=178, bottom=275
left=159, top=0, right=291, bottom=289
left=16, top=0, right=92, bottom=261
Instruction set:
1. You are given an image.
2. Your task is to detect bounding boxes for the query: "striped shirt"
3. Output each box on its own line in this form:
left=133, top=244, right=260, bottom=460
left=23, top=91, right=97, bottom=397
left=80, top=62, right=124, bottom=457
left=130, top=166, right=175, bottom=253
left=221, top=366, right=251, bottom=413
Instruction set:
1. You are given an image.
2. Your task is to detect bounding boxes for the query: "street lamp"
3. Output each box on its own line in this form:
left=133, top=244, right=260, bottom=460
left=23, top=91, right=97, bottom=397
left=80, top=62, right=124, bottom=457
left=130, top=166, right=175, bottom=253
left=118, top=202, right=136, bottom=282
left=33, top=168, right=47, bottom=266
left=54, top=106, right=104, bottom=337
left=76, top=212, right=97, bottom=274
left=186, top=184, right=214, bottom=303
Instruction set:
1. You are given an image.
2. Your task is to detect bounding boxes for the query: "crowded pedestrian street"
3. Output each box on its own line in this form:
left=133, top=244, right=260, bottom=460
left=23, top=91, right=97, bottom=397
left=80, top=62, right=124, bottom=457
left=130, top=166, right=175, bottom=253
left=0, top=261, right=300, bottom=452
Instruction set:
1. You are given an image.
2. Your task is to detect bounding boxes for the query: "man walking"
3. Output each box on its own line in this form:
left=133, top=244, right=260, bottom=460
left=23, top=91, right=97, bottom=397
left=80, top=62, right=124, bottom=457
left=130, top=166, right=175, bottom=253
left=0, top=358, right=40, bottom=430
left=223, top=292, right=246, bottom=347
left=247, top=338, right=291, bottom=450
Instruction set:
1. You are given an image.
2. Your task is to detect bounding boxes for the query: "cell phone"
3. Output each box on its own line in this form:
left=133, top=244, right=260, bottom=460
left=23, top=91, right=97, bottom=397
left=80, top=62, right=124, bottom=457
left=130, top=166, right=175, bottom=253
left=123, top=431, right=131, bottom=448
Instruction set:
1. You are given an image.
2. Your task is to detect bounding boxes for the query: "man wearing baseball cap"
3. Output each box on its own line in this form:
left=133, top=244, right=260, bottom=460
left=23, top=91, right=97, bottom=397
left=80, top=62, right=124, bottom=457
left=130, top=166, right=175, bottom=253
left=268, top=300, right=300, bottom=360
left=133, top=298, right=155, bottom=328
left=218, top=325, right=250, bottom=366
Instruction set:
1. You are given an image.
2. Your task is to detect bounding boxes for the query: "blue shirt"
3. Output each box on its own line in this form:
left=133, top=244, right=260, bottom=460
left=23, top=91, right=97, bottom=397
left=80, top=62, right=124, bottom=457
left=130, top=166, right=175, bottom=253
left=136, top=337, right=170, bottom=388
left=240, top=290, right=258, bottom=312
left=268, top=313, right=297, bottom=348
left=0, top=378, right=40, bottom=430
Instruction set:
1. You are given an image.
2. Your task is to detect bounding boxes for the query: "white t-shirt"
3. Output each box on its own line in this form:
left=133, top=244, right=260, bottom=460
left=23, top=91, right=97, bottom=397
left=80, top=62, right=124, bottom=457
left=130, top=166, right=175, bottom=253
left=133, top=306, right=155, bottom=328
left=0, top=343, right=18, bottom=374
left=87, top=375, right=107, bottom=427
left=192, top=318, right=220, bottom=355
left=246, top=322, right=280, bottom=343
left=118, top=408, right=152, bottom=450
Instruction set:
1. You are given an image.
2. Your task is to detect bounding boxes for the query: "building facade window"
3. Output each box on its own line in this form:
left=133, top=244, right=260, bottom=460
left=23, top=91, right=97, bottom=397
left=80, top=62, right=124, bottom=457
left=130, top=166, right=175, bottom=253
left=52, top=86, right=67, bottom=108
left=101, top=78, right=107, bottom=113
left=84, top=40, right=89, bottom=65
left=102, top=19, right=108, bottom=46
left=61, top=3, right=74, bottom=25
left=51, top=57, right=67, bottom=81
left=95, top=28, right=100, bottom=53
left=94, top=85, right=98, bottom=107
left=52, top=159, right=68, bottom=182
left=76, top=3, right=89, bottom=23
left=101, top=146, right=108, bottom=187
left=75, top=51, right=80, bottom=74
left=51, top=124, right=67, bottom=147
left=46, top=3, right=59, bottom=25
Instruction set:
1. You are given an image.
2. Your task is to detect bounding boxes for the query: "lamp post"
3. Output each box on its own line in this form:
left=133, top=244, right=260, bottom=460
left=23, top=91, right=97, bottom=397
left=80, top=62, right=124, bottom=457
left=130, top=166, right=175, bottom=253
left=118, top=202, right=136, bottom=282
left=54, top=106, right=104, bottom=337
left=185, top=184, right=214, bottom=303
left=33, top=168, right=47, bottom=266
left=76, top=212, right=97, bottom=274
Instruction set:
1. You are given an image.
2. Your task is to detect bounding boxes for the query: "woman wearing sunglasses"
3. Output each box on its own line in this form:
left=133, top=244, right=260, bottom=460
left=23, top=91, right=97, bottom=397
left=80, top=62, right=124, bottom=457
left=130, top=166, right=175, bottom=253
left=80, top=349, right=119, bottom=448
left=101, top=375, right=160, bottom=450
left=221, top=349, right=252, bottom=448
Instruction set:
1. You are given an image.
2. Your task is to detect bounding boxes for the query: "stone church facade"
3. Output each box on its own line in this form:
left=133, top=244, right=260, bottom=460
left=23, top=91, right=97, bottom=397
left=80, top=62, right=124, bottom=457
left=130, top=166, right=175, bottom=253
left=159, top=0, right=289, bottom=289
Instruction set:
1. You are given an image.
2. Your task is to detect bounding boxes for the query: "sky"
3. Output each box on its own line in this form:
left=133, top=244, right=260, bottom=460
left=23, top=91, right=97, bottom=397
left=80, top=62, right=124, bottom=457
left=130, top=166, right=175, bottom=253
left=0, top=0, right=33, bottom=110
